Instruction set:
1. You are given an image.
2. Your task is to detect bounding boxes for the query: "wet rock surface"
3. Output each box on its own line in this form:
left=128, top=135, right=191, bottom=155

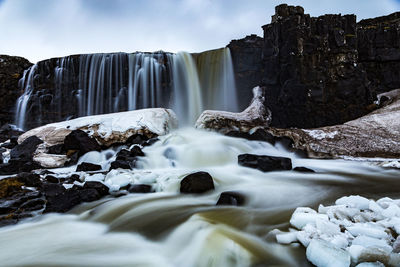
left=180, top=172, right=215, bottom=194
left=76, top=162, right=102, bottom=172
left=216, top=191, right=245, bottom=206
left=238, top=154, right=292, bottom=172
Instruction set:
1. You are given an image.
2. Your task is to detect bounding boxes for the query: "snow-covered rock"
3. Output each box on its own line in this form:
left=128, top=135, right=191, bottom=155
left=268, top=89, right=400, bottom=158
left=275, top=195, right=400, bottom=267
left=195, top=86, right=271, bottom=133
left=17, top=108, right=178, bottom=168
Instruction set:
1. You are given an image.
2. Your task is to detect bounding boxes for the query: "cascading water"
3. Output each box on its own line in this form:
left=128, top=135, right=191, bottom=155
left=14, top=48, right=238, bottom=130
left=0, top=128, right=399, bottom=266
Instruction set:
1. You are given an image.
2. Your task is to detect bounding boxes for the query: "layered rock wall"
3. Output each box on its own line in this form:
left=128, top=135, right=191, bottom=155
left=261, top=5, right=374, bottom=128
left=230, top=5, right=400, bottom=128
left=0, top=55, right=32, bottom=125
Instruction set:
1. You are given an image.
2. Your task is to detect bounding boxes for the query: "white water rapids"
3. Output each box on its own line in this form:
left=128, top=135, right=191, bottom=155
left=0, top=128, right=399, bottom=266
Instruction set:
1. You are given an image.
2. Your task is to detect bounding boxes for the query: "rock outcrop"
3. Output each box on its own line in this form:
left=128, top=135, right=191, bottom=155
left=268, top=89, right=400, bottom=158
left=0, top=55, right=32, bottom=126
left=262, top=4, right=374, bottom=128
left=18, top=108, right=177, bottom=169
left=195, top=86, right=271, bottom=133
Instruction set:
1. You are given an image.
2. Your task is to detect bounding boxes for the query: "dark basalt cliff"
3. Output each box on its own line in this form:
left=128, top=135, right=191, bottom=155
left=228, top=35, right=264, bottom=110
left=0, top=55, right=32, bottom=125
left=230, top=4, right=400, bottom=128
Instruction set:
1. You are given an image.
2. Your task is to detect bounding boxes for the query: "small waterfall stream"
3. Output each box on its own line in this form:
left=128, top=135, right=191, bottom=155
left=15, top=48, right=237, bottom=130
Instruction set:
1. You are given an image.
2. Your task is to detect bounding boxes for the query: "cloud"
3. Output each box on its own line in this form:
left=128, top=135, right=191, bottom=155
left=0, top=0, right=399, bottom=63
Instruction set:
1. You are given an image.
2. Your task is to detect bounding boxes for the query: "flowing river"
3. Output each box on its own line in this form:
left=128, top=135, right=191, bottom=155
left=0, top=128, right=399, bottom=266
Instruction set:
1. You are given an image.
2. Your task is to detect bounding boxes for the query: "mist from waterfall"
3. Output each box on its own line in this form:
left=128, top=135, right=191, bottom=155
left=14, top=48, right=237, bottom=130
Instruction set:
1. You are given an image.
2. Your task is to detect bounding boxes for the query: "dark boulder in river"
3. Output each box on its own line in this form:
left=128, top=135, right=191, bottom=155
left=180, top=171, right=215, bottom=194
left=216, top=191, right=246, bottom=206
left=64, top=130, right=101, bottom=156
left=238, top=154, right=292, bottom=172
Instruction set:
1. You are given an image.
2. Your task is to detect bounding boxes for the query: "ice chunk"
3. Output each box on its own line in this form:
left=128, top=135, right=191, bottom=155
left=355, top=262, right=385, bottom=267
left=381, top=204, right=400, bottom=218
left=336, top=195, right=370, bottom=210
left=346, top=224, right=388, bottom=239
left=276, top=232, right=298, bottom=244
left=352, top=236, right=392, bottom=253
left=316, top=217, right=340, bottom=235
left=290, top=208, right=328, bottom=229
left=306, top=239, right=350, bottom=267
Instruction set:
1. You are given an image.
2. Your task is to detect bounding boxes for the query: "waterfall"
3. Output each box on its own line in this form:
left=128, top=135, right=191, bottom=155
left=14, top=48, right=237, bottom=130
left=14, top=64, right=37, bottom=130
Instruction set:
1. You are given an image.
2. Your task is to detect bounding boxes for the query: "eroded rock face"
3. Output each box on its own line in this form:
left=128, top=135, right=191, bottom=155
left=262, top=4, right=375, bottom=129
left=0, top=55, right=32, bottom=126
left=195, top=86, right=271, bottom=133
left=268, top=89, right=400, bottom=158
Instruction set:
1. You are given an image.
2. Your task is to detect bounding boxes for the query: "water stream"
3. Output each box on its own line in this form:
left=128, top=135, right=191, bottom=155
left=0, top=128, right=399, bottom=266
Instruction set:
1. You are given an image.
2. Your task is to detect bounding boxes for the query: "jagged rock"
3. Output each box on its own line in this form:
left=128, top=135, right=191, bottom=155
left=293, top=167, right=315, bottom=173
left=83, top=181, right=109, bottom=196
left=238, top=154, right=292, bottom=172
left=76, top=162, right=102, bottom=172
left=195, top=86, right=271, bottom=133
left=216, top=192, right=245, bottom=206
left=0, top=124, right=24, bottom=144
left=10, top=136, right=43, bottom=160
left=180, top=172, right=215, bottom=194
left=109, top=160, right=132, bottom=170
left=268, top=89, right=400, bottom=158
left=64, top=130, right=101, bottom=156
left=128, top=184, right=153, bottom=193
left=0, top=55, right=32, bottom=126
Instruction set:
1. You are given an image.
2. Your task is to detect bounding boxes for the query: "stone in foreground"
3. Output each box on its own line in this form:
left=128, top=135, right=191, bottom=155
left=180, top=171, right=215, bottom=194
left=238, top=154, right=292, bottom=172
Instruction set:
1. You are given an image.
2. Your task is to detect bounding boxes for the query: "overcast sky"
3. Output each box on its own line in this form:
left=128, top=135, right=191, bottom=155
left=1, top=0, right=399, bottom=63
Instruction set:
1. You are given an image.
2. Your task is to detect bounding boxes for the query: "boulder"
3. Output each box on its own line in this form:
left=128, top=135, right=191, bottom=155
left=10, top=136, right=43, bottom=160
left=238, top=154, right=292, bottom=172
left=180, top=172, right=215, bottom=194
left=64, top=130, right=101, bottom=156
left=268, top=89, right=400, bottom=158
left=76, top=162, right=102, bottom=172
left=109, top=160, right=132, bottom=170
left=216, top=191, right=245, bottom=206
left=195, top=86, right=271, bottom=134
left=293, top=167, right=315, bottom=173
left=83, top=181, right=109, bottom=196
left=128, top=184, right=153, bottom=193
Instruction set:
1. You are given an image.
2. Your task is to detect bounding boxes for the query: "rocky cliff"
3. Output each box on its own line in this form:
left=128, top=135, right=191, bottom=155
left=231, top=4, right=400, bottom=129
left=0, top=55, right=32, bottom=126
